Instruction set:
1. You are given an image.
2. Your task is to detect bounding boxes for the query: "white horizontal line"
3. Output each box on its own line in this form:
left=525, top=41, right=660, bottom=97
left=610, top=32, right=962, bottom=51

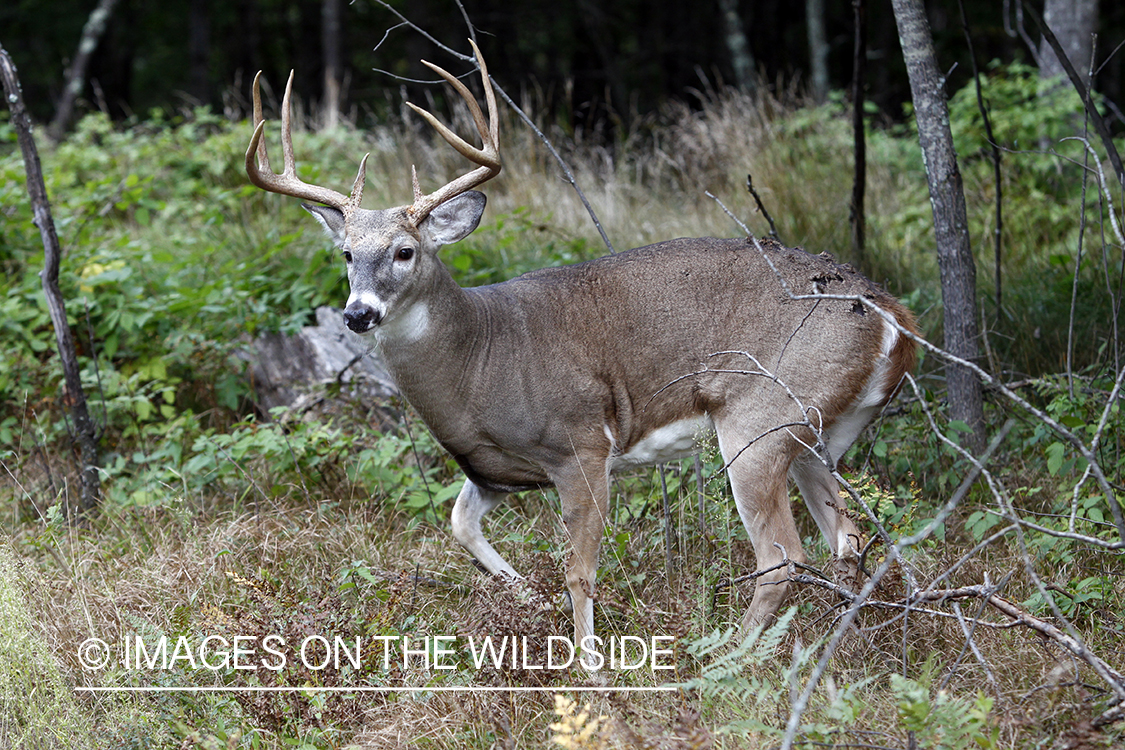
left=75, top=685, right=677, bottom=693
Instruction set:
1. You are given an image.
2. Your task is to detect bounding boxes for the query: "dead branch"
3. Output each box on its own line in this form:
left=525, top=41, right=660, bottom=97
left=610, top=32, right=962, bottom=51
left=1, top=45, right=101, bottom=517
left=746, top=172, right=780, bottom=241
left=779, top=566, right=1125, bottom=698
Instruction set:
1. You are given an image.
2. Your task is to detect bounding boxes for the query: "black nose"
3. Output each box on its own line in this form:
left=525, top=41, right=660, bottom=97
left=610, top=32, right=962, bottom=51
left=343, top=303, right=381, bottom=332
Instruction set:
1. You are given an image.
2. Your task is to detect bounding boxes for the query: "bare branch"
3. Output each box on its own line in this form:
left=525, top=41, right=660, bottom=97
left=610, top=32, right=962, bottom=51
left=369, top=0, right=615, bottom=254
left=746, top=173, right=781, bottom=241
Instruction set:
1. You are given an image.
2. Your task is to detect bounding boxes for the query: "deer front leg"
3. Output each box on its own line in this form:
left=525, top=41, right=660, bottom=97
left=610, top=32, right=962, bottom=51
left=451, top=480, right=519, bottom=580
left=552, top=458, right=610, bottom=670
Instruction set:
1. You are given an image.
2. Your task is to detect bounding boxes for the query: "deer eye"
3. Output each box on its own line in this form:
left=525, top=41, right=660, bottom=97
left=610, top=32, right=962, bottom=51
left=342, top=251, right=353, bottom=264
left=395, top=246, right=415, bottom=262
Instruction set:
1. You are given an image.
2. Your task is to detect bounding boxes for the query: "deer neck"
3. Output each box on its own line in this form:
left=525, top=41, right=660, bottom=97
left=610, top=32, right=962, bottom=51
left=373, top=267, right=482, bottom=409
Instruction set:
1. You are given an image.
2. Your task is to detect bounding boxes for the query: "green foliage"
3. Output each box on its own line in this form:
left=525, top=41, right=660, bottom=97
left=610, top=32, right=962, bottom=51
left=878, top=61, right=1124, bottom=374
left=947, top=62, right=1087, bottom=158
left=0, top=111, right=363, bottom=513
left=677, top=618, right=1001, bottom=748
left=676, top=608, right=809, bottom=737
left=890, top=656, right=999, bottom=750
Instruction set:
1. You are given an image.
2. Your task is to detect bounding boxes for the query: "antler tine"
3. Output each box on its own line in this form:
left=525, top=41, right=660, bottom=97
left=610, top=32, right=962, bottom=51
left=406, top=40, right=501, bottom=224
left=251, top=72, right=271, bottom=173
left=245, top=70, right=364, bottom=213
left=279, top=71, right=298, bottom=179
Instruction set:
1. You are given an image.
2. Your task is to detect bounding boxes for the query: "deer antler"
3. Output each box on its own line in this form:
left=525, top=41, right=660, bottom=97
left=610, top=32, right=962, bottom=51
left=245, top=70, right=368, bottom=215
left=406, top=40, right=501, bottom=225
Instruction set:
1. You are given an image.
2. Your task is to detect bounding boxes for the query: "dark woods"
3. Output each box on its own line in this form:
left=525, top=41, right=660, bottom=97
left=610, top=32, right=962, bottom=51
left=3, top=0, right=1123, bottom=136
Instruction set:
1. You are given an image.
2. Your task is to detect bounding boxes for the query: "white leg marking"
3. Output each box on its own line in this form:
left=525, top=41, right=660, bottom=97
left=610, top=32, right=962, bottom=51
left=790, top=454, right=858, bottom=559
left=450, top=480, right=520, bottom=580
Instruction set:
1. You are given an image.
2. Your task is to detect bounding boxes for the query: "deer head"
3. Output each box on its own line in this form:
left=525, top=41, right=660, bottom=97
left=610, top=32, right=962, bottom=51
left=245, top=41, right=501, bottom=335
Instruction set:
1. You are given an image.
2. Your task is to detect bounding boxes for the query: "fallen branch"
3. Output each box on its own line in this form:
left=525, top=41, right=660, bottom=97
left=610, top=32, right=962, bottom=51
left=781, top=567, right=1125, bottom=698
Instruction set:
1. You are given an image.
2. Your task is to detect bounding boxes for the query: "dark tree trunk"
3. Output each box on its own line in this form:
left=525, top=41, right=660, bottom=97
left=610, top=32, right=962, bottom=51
left=891, top=0, right=985, bottom=451
left=2, top=47, right=102, bottom=517
left=806, top=0, right=828, bottom=102
left=850, top=0, right=867, bottom=270
left=48, top=0, right=121, bottom=140
left=322, top=0, right=343, bottom=129
left=189, top=0, right=211, bottom=104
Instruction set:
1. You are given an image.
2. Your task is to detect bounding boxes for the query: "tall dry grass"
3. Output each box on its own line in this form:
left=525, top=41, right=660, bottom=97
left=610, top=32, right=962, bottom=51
left=316, top=81, right=920, bottom=278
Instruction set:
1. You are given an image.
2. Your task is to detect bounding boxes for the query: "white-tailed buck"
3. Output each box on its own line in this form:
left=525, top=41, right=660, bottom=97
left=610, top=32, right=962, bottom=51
left=246, top=43, right=917, bottom=666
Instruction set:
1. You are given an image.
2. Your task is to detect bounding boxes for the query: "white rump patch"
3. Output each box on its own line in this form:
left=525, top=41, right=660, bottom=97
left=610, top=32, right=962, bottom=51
left=823, top=318, right=900, bottom=461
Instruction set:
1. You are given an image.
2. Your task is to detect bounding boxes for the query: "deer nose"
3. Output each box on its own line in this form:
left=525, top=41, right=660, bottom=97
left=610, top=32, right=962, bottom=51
left=343, top=302, right=382, bottom=333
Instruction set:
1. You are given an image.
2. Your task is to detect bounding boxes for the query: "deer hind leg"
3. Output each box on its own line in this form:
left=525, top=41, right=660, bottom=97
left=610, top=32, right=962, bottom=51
left=790, top=401, right=882, bottom=594
left=451, top=479, right=520, bottom=580
left=551, top=457, right=610, bottom=669
left=716, top=421, right=805, bottom=631
left=790, top=453, right=862, bottom=595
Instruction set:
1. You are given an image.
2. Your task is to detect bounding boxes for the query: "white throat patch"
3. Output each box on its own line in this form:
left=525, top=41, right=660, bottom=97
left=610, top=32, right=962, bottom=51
left=377, top=301, right=431, bottom=343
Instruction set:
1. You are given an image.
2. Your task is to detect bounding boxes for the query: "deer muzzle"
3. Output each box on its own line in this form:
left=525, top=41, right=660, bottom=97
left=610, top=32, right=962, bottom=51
left=343, top=299, right=383, bottom=333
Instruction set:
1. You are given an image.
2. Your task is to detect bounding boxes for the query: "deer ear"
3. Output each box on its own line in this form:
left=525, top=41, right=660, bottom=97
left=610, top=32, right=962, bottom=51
left=303, top=204, right=347, bottom=246
left=424, top=192, right=486, bottom=245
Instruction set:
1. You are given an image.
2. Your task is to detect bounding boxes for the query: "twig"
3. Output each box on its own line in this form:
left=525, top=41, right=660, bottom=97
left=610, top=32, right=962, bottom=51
left=781, top=567, right=1125, bottom=695
left=705, top=191, right=752, bottom=236
left=947, top=600, right=1002, bottom=698
left=370, top=0, right=616, bottom=254
left=746, top=173, right=780, bottom=241
left=957, top=0, right=1003, bottom=319
left=718, top=558, right=832, bottom=590
left=1066, top=42, right=1099, bottom=395
left=694, top=453, right=707, bottom=540
left=659, top=464, right=675, bottom=582
left=849, top=0, right=867, bottom=268
left=1003, top=0, right=1044, bottom=69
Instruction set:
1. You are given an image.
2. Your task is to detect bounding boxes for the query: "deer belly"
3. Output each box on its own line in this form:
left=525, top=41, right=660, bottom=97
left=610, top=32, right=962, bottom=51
left=609, top=416, right=713, bottom=470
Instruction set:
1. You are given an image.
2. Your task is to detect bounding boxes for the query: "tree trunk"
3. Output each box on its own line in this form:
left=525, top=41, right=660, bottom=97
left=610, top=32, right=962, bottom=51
left=322, top=0, right=343, bottom=130
left=718, top=0, right=755, bottom=92
left=806, top=0, right=829, bottom=102
left=1038, top=0, right=1099, bottom=89
left=189, top=0, right=211, bottom=105
left=48, top=0, right=121, bottom=140
left=2, top=47, right=102, bottom=517
left=890, top=0, right=985, bottom=451
left=850, top=0, right=867, bottom=270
